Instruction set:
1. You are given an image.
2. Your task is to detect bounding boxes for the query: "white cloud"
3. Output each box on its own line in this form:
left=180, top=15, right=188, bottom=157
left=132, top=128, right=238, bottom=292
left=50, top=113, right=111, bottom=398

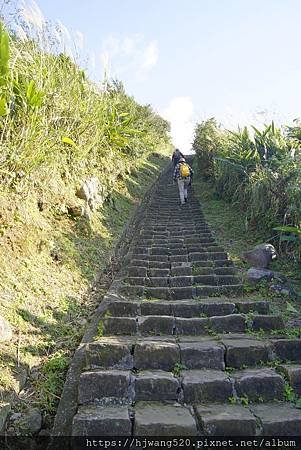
left=100, top=34, right=158, bottom=81
left=141, top=41, right=158, bottom=70
left=161, top=97, right=195, bottom=154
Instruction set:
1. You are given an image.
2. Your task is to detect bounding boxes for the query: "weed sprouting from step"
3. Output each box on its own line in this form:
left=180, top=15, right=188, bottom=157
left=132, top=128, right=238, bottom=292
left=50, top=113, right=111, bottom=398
left=172, top=362, right=187, bottom=377
left=271, top=327, right=301, bottom=339
left=229, top=394, right=250, bottom=406
left=95, top=321, right=104, bottom=339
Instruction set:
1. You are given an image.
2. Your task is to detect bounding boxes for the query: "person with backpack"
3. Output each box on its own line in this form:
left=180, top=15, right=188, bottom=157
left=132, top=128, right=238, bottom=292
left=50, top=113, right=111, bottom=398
left=172, top=148, right=184, bottom=168
left=173, top=157, right=194, bottom=205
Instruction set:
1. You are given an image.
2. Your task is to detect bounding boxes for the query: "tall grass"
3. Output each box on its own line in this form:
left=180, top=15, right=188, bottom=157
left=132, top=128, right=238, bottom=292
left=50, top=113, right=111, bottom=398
left=193, top=118, right=301, bottom=258
left=0, top=21, right=171, bottom=196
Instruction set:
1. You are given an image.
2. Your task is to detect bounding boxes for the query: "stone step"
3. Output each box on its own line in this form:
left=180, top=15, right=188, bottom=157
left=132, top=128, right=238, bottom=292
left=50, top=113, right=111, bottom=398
left=233, top=368, right=285, bottom=401
left=134, top=370, right=180, bottom=401
left=179, top=340, right=225, bottom=370
left=85, top=335, right=301, bottom=372
left=75, top=367, right=285, bottom=408
left=278, top=364, right=301, bottom=395
left=78, top=370, right=133, bottom=405
left=181, top=369, right=233, bottom=403
left=133, top=402, right=197, bottom=435
left=130, top=260, right=170, bottom=269
left=195, top=404, right=257, bottom=436
left=72, top=405, right=132, bottom=436
left=249, top=403, right=301, bottom=435
left=102, top=298, right=269, bottom=318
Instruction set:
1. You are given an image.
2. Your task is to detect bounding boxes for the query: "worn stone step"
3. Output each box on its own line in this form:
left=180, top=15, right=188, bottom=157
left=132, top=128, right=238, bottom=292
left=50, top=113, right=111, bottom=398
left=195, top=404, right=257, bottom=436
left=104, top=300, right=140, bottom=317
left=214, top=267, right=237, bottom=275
left=128, top=266, right=148, bottom=277
left=101, top=317, right=137, bottom=335
left=84, top=337, right=134, bottom=369
left=179, top=340, right=225, bottom=370
left=150, top=247, right=170, bottom=256
left=133, top=402, right=197, bottom=436
left=134, top=371, right=180, bottom=401
left=78, top=370, right=132, bottom=404
left=170, top=276, right=193, bottom=287
left=234, top=368, right=285, bottom=401
left=252, top=314, right=285, bottom=331
left=145, top=277, right=169, bottom=287
left=189, top=252, right=228, bottom=262
left=222, top=336, right=272, bottom=368
left=210, top=314, right=247, bottom=333
left=169, top=247, right=188, bottom=255
left=214, top=259, right=235, bottom=267
left=145, top=286, right=171, bottom=300
left=175, top=317, right=209, bottom=335
left=235, top=300, right=270, bottom=314
left=72, top=405, right=131, bottom=436
left=140, top=301, right=172, bottom=316
left=271, top=339, right=301, bottom=362
left=278, top=364, right=301, bottom=395
left=193, top=275, right=218, bottom=285
left=147, top=268, right=170, bottom=277
left=195, top=284, right=243, bottom=297
left=181, top=369, right=233, bottom=403
left=170, top=266, right=192, bottom=276
left=250, top=403, right=301, bottom=435
left=170, top=287, right=195, bottom=300
left=148, top=261, right=171, bottom=269
left=133, top=340, right=180, bottom=371
left=138, top=315, right=174, bottom=335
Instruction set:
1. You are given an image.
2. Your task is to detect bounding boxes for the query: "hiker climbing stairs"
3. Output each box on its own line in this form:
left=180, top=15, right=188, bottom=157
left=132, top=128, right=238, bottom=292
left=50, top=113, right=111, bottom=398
left=54, top=163, right=301, bottom=437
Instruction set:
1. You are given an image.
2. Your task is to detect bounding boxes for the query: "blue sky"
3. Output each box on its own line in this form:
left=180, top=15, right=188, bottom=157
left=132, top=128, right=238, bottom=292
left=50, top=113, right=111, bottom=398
left=5, top=0, right=301, bottom=151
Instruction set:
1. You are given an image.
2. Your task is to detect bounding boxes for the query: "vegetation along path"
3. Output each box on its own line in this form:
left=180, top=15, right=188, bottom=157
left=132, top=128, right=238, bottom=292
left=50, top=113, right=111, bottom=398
left=53, top=161, right=301, bottom=438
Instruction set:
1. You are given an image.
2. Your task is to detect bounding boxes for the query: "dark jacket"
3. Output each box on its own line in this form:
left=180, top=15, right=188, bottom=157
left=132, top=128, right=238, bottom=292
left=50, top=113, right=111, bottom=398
left=172, top=149, right=184, bottom=166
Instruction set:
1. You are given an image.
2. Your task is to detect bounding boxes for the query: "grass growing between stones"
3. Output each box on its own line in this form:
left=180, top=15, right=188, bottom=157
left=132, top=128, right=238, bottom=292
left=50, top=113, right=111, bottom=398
left=0, top=151, right=170, bottom=430
left=192, top=169, right=301, bottom=327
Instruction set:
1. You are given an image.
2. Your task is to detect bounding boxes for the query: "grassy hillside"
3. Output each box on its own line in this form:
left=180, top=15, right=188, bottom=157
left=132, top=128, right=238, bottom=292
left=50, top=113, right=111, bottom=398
left=0, top=20, right=171, bottom=429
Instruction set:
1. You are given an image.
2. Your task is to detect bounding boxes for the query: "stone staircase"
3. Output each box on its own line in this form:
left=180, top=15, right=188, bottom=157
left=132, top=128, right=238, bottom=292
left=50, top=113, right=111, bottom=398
left=66, top=164, right=301, bottom=437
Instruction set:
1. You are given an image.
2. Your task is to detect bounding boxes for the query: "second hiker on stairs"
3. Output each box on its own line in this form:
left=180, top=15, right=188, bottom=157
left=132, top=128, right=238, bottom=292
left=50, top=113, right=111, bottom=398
left=173, top=157, right=194, bottom=205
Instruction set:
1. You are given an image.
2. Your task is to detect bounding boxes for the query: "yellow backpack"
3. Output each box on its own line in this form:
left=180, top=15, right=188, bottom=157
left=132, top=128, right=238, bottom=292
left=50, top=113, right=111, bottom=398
left=180, top=162, right=190, bottom=178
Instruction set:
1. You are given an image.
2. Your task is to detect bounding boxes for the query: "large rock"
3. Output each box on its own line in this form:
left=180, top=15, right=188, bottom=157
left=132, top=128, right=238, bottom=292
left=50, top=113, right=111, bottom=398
left=247, top=268, right=274, bottom=283
left=76, top=176, right=102, bottom=210
left=0, top=403, right=11, bottom=432
left=247, top=268, right=287, bottom=284
left=0, top=316, right=12, bottom=342
left=15, top=408, right=42, bottom=434
left=242, top=243, right=277, bottom=268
